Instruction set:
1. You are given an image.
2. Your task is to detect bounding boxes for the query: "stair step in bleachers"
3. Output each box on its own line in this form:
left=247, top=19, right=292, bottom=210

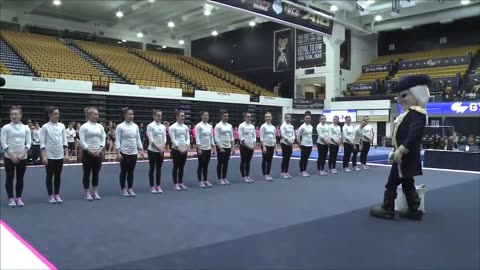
left=0, top=38, right=36, bottom=76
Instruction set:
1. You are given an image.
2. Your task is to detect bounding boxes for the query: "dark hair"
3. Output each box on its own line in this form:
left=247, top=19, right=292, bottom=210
left=44, top=106, right=59, bottom=122
left=333, top=115, right=340, bottom=121
left=200, top=111, right=209, bottom=117
left=243, top=112, right=251, bottom=118
left=304, top=111, right=311, bottom=116
left=152, top=109, right=162, bottom=116
left=284, top=113, right=291, bottom=118
left=10, top=105, right=22, bottom=113
left=363, top=116, right=369, bottom=120
left=345, top=115, right=351, bottom=120
left=264, top=111, right=272, bottom=116
left=175, top=110, right=185, bottom=117
left=319, top=114, right=326, bottom=119
left=220, top=110, right=228, bottom=117
left=122, top=107, right=132, bottom=119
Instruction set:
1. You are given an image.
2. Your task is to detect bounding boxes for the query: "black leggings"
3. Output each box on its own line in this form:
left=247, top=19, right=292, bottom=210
left=343, top=143, right=354, bottom=169
left=119, top=153, right=137, bottom=189
left=148, top=150, right=164, bottom=187
left=46, top=159, right=64, bottom=196
left=352, top=144, right=359, bottom=167
left=280, top=143, right=292, bottom=173
left=328, top=144, right=339, bottom=169
left=4, top=158, right=27, bottom=198
left=240, top=145, right=254, bottom=177
left=360, top=141, right=371, bottom=165
left=316, top=143, right=329, bottom=171
left=261, top=146, right=274, bottom=175
left=197, top=149, right=212, bottom=182
left=385, top=162, right=415, bottom=193
left=299, top=145, right=312, bottom=172
left=82, top=150, right=102, bottom=189
left=171, top=149, right=187, bottom=184
left=216, top=147, right=231, bottom=179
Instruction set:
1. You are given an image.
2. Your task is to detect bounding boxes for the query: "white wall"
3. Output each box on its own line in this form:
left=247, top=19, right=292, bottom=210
left=340, top=34, right=378, bottom=88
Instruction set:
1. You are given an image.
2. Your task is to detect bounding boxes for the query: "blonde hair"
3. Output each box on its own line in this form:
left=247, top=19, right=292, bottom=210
left=84, top=107, right=98, bottom=121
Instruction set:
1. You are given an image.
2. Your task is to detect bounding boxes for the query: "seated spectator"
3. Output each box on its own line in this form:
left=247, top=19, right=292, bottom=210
left=458, top=135, right=479, bottom=152
left=443, top=136, right=457, bottom=151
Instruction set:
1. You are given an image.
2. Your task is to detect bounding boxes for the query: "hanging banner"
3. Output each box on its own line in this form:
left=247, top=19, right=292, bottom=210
left=399, top=56, right=470, bottom=70
left=392, top=0, right=400, bottom=14
left=207, top=0, right=334, bottom=36
left=274, top=28, right=293, bottom=72
left=296, top=29, right=326, bottom=69
left=362, top=64, right=391, bottom=73
left=347, top=82, right=376, bottom=92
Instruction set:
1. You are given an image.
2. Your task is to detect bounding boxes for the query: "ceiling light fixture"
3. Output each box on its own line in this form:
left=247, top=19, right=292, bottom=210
left=367, top=0, right=375, bottom=4
left=116, top=11, right=124, bottom=18
left=168, top=21, right=175, bottom=28
left=121, top=39, right=127, bottom=42
left=330, top=5, right=338, bottom=12
left=461, top=0, right=470, bottom=5
left=53, top=0, right=61, bottom=6
left=249, top=20, right=256, bottom=27
left=117, top=41, right=122, bottom=44
left=148, top=0, right=156, bottom=3
left=375, top=15, right=382, bottom=21
left=212, top=30, right=218, bottom=36
left=137, top=32, right=144, bottom=38
left=179, top=40, right=185, bottom=45
left=162, top=45, right=167, bottom=49
left=204, top=9, right=211, bottom=16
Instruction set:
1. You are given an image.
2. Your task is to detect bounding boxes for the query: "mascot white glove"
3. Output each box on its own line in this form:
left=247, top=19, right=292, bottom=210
left=393, top=145, right=409, bottom=164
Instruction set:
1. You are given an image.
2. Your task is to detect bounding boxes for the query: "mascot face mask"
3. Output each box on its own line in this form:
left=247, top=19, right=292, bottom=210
left=397, top=85, right=430, bottom=111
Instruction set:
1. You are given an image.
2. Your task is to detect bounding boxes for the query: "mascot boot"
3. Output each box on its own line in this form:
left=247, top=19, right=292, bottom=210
left=370, top=190, right=397, bottom=219
left=399, top=191, right=423, bottom=220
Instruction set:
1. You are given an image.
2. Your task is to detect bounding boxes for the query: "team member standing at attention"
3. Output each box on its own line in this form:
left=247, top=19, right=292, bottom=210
left=316, top=114, right=330, bottom=176
left=79, top=107, right=106, bottom=201
left=215, top=110, right=235, bottom=185
left=360, top=116, right=374, bottom=169
left=239, top=112, right=256, bottom=183
left=1, top=106, right=31, bottom=207
left=297, top=111, right=313, bottom=177
left=40, top=106, right=68, bottom=204
left=169, top=111, right=190, bottom=191
left=115, top=108, right=143, bottom=197
left=352, top=122, right=363, bottom=171
left=328, top=116, right=342, bottom=174
left=147, top=110, right=166, bottom=194
left=342, top=116, right=355, bottom=172
left=280, top=113, right=294, bottom=179
left=195, top=112, right=216, bottom=188
left=260, top=112, right=277, bottom=181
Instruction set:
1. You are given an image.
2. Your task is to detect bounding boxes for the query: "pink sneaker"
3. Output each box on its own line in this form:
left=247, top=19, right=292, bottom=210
left=15, top=198, right=24, bottom=207
left=48, top=195, right=56, bottom=204
left=85, top=192, right=93, bottom=201
left=8, top=198, right=16, bottom=207
left=93, top=192, right=101, bottom=200
left=155, top=186, right=163, bottom=194
left=54, top=195, right=63, bottom=204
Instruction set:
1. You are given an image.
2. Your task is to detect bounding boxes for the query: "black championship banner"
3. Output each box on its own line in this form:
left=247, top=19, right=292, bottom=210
left=347, top=82, right=376, bottom=92
left=392, top=0, right=400, bottom=14
left=362, top=64, right=391, bottom=73
left=274, top=28, right=293, bottom=72
left=399, top=56, right=470, bottom=70
left=207, top=0, right=334, bottom=36
left=296, top=29, right=326, bottom=69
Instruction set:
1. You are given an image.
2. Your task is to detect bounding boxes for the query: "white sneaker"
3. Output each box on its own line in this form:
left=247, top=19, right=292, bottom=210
left=280, top=173, right=288, bottom=179
left=155, top=186, right=163, bottom=194
left=330, top=169, right=338, bottom=174
left=179, top=184, right=188, bottom=190
left=205, top=181, right=213, bottom=188
left=93, top=192, right=101, bottom=200
left=8, top=198, right=16, bottom=207
left=175, top=185, right=182, bottom=191
left=364, top=165, right=370, bottom=170
left=286, top=173, right=293, bottom=179
left=344, top=168, right=352, bottom=173
left=243, top=177, right=250, bottom=183
left=85, top=192, right=93, bottom=201
left=224, top=179, right=231, bottom=185
left=247, top=176, right=255, bottom=183
left=151, top=187, right=158, bottom=194
left=199, top=182, right=207, bottom=188
left=54, top=195, right=63, bottom=203
left=122, top=189, right=130, bottom=196
left=354, top=166, right=361, bottom=171
left=15, top=198, right=24, bottom=207
left=320, top=170, right=328, bottom=176
left=264, top=175, right=270, bottom=181
left=48, top=195, right=57, bottom=204
left=219, top=179, right=227, bottom=185
left=128, top=189, right=136, bottom=197
left=301, top=171, right=310, bottom=177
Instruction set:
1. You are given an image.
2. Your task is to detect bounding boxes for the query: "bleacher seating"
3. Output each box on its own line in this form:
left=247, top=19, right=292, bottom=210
left=74, top=40, right=191, bottom=93
left=180, top=56, right=276, bottom=96
left=136, top=50, right=249, bottom=95
left=0, top=60, right=11, bottom=75
left=393, top=65, right=468, bottom=80
left=355, top=71, right=389, bottom=83
left=0, top=30, right=109, bottom=87
left=372, top=45, right=480, bottom=64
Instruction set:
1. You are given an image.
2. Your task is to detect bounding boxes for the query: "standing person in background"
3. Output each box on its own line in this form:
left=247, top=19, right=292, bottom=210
left=297, top=111, right=313, bottom=177
left=360, top=116, right=374, bottom=169
left=1, top=106, right=31, bottom=207
left=342, top=116, right=355, bottom=172
left=275, top=126, right=281, bottom=145
left=66, top=123, right=76, bottom=155
left=255, top=126, right=260, bottom=147
left=353, top=122, right=363, bottom=171
left=280, top=113, right=294, bottom=179
left=139, top=123, right=146, bottom=150
left=169, top=111, right=190, bottom=191
left=215, top=110, right=235, bottom=185
left=108, top=125, right=116, bottom=156
left=328, top=116, right=342, bottom=174
left=31, top=122, right=41, bottom=164
left=195, top=111, right=216, bottom=188
left=80, top=107, right=106, bottom=201
left=164, top=121, right=171, bottom=151
left=233, top=127, right=239, bottom=147
left=40, top=106, right=68, bottom=204
left=115, top=108, right=144, bottom=197
left=190, top=124, right=196, bottom=148
left=147, top=110, right=166, bottom=194
left=260, top=112, right=277, bottom=181
left=239, top=112, right=256, bottom=183
left=316, top=115, right=330, bottom=176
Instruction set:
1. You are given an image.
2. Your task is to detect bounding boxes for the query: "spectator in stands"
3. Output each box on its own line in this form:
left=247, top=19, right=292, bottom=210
left=147, top=110, right=166, bottom=194
left=40, top=106, right=68, bottom=204
left=280, top=113, right=294, bottom=179
left=239, top=112, right=256, bottom=183
left=443, top=136, right=456, bottom=151
left=297, top=111, right=313, bottom=177
left=459, top=135, right=479, bottom=152
left=115, top=107, right=144, bottom=197
left=66, top=122, right=76, bottom=154
left=215, top=110, right=235, bottom=185
left=31, top=123, right=41, bottom=164
left=169, top=110, right=190, bottom=191
left=260, top=112, right=277, bottom=181
left=316, top=114, right=330, bottom=176
left=195, top=112, right=215, bottom=188
left=1, top=106, right=31, bottom=207
left=79, top=107, right=106, bottom=201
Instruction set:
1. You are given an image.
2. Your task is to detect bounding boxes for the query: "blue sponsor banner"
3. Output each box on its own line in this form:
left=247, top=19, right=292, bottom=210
left=397, top=102, right=480, bottom=115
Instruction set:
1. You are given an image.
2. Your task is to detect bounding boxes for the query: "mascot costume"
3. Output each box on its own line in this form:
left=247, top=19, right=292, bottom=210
left=370, top=74, right=431, bottom=220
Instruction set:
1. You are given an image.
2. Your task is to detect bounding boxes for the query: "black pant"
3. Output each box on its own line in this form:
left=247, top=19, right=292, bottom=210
left=31, top=145, right=40, bottom=162
left=119, top=153, right=137, bottom=189
left=197, top=149, right=211, bottom=182
left=82, top=150, right=102, bottom=189
left=360, top=141, right=371, bottom=165
left=261, top=146, right=274, bottom=175
left=352, top=144, right=359, bottom=167
left=280, top=143, right=292, bottom=173
left=148, top=150, right=164, bottom=186
left=299, top=145, right=312, bottom=172
left=343, top=143, right=354, bottom=169
left=240, top=145, right=254, bottom=177
left=328, top=144, right=339, bottom=169
left=45, top=159, right=64, bottom=196
left=4, top=158, right=27, bottom=198
left=316, top=143, right=329, bottom=171
left=171, top=149, right=187, bottom=184
left=385, top=162, right=415, bottom=193
left=216, top=147, right=231, bottom=179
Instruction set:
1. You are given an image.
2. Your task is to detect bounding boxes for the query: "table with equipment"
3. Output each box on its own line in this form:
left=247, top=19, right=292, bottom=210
left=423, top=149, right=480, bottom=171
